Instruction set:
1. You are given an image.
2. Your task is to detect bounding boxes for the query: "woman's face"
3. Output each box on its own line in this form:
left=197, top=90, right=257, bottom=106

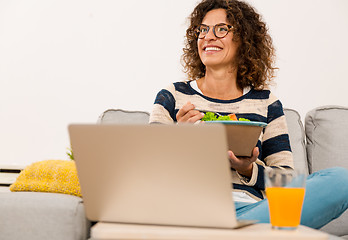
left=197, top=9, right=239, bottom=70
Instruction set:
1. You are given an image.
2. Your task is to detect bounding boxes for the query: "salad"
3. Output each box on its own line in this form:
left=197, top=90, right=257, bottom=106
left=201, top=111, right=250, bottom=122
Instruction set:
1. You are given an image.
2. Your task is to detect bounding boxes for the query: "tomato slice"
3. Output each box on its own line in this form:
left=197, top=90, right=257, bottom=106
left=228, top=113, right=238, bottom=121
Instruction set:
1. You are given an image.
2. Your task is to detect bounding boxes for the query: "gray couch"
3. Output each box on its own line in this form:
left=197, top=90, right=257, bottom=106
left=0, top=105, right=347, bottom=240
left=285, top=106, right=348, bottom=238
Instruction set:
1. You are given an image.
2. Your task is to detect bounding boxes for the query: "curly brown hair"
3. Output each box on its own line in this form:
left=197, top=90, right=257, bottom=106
left=182, top=0, right=276, bottom=90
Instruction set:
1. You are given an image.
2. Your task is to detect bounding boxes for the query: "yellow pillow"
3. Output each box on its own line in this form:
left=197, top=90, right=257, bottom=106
left=10, top=160, right=81, bottom=197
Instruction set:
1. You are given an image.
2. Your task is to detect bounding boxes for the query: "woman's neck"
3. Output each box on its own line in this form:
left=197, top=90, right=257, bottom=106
left=197, top=67, right=242, bottom=100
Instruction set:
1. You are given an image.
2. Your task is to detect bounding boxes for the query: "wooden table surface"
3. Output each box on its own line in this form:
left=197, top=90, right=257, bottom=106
left=90, top=222, right=328, bottom=240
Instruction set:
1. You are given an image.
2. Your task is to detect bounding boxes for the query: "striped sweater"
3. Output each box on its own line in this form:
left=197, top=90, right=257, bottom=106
left=149, top=80, right=294, bottom=201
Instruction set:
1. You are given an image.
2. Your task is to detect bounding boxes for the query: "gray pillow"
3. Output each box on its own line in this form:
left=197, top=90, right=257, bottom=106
left=305, top=105, right=348, bottom=173
left=284, top=108, right=308, bottom=174
left=98, top=109, right=150, bottom=124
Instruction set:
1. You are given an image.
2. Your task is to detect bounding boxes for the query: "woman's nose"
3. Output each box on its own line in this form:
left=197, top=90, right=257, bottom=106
left=205, top=28, right=216, bottom=40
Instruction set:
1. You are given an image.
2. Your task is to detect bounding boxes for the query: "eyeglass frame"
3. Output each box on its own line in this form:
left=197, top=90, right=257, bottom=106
left=195, top=23, right=233, bottom=39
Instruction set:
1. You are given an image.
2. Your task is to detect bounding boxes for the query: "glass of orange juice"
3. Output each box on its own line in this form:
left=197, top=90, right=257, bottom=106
left=265, top=168, right=306, bottom=230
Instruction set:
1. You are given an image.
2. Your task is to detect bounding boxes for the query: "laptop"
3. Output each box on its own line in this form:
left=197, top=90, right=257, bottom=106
left=68, top=124, right=256, bottom=229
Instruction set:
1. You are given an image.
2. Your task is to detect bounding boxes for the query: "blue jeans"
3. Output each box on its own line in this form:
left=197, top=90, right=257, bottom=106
left=236, top=167, right=348, bottom=229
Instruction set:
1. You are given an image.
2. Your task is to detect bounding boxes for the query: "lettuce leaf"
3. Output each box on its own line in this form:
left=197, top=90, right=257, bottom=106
left=201, top=112, right=217, bottom=121
left=238, top=118, right=251, bottom=121
left=201, top=112, right=251, bottom=121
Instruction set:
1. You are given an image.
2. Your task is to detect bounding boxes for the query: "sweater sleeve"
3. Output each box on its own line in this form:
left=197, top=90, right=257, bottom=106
left=236, top=94, right=294, bottom=190
left=149, top=84, right=176, bottom=124
left=262, top=95, right=294, bottom=169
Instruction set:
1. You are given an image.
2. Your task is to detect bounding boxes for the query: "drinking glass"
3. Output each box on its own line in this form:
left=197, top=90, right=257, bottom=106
left=265, top=168, right=306, bottom=230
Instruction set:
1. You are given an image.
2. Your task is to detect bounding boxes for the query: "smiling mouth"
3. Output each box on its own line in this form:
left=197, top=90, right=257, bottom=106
left=204, top=46, right=222, bottom=52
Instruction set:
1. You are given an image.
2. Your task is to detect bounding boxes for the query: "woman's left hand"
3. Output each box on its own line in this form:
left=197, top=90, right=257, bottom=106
left=228, top=147, right=259, bottom=178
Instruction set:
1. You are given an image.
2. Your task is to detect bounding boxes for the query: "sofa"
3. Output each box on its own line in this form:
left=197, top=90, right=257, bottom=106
left=0, top=105, right=347, bottom=240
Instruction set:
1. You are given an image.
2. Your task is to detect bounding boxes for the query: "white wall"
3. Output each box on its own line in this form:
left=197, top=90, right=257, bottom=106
left=1, top=0, right=348, bottom=166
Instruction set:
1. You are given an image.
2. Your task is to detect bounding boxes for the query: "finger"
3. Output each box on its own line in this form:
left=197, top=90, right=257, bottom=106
left=180, top=110, right=203, bottom=123
left=188, top=111, right=205, bottom=123
left=243, top=147, right=259, bottom=161
left=228, top=150, right=238, bottom=161
left=250, top=147, right=259, bottom=161
left=177, top=109, right=195, bottom=122
left=176, top=102, right=195, bottom=120
left=181, top=101, right=195, bottom=114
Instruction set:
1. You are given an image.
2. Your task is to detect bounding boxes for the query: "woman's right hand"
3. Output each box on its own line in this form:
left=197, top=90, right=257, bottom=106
left=176, top=101, right=204, bottom=123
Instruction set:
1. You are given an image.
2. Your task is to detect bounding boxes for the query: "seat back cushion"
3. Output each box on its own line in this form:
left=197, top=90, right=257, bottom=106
left=284, top=108, right=308, bottom=174
left=98, top=109, right=150, bottom=124
left=98, top=109, right=308, bottom=173
left=305, top=105, right=348, bottom=173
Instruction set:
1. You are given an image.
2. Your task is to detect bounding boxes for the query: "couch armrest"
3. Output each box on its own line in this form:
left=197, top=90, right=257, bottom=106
left=0, top=192, right=91, bottom=240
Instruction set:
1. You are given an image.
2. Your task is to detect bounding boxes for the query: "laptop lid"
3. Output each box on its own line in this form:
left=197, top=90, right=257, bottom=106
left=69, top=124, right=240, bottom=229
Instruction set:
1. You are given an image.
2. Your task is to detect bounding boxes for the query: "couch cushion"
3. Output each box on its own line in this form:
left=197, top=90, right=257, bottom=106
left=306, top=106, right=348, bottom=237
left=98, top=109, right=150, bottom=124
left=284, top=108, right=308, bottom=174
left=305, top=105, right=348, bottom=173
left=0, top=192, right=90, bottom=240
left=98, top=108, right=308, bottom=173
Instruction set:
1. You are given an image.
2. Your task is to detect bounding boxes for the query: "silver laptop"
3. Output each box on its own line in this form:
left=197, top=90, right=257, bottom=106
left=68, top=124, right=255, bottom=229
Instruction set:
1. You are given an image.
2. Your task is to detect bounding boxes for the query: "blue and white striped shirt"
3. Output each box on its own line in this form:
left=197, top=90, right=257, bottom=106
left=150, top=80, right=294, bottom=201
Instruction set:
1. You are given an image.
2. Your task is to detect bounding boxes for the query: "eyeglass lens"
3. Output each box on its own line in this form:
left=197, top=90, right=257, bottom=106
left=196, top=24, right=231, bottom=39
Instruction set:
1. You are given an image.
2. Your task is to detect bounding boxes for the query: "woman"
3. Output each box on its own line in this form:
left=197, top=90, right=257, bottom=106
left=149, top=0, right=348, bottom=229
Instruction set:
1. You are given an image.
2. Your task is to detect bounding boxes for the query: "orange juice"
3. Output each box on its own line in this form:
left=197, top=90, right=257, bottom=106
left=266, top=187, right=305, bottom=228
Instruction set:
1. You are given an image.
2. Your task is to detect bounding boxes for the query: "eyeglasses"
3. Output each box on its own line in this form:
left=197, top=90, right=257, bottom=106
left=195, top=23, right=233, bottom=39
